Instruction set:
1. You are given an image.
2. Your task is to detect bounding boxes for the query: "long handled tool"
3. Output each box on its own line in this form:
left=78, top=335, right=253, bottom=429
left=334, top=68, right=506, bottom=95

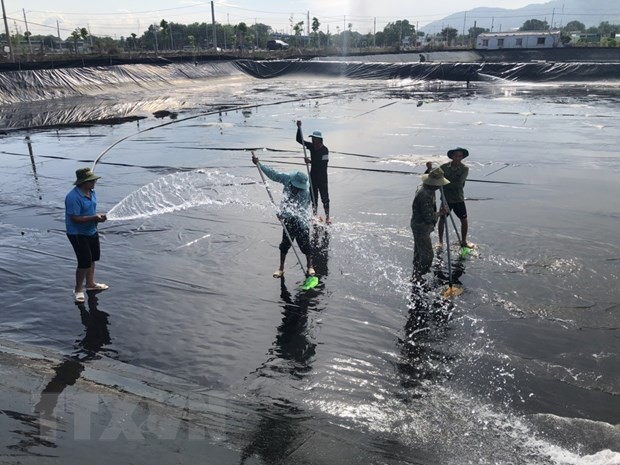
left=440, top=187, right=463, bottom=298
left=254, top=155, right=318, bottom=291
left=298, top=125, right=316, bottom=211
left=447, top=206, right=472, bottom=258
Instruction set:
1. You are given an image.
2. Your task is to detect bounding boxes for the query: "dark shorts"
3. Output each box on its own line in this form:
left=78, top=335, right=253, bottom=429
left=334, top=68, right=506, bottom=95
left=310, top=174, right=330, bottom=211
left=67, top=234, right=101, bottom=269
left=279, top=217, right=312, bottom=256
left=448, top=202, right=467, bottom=219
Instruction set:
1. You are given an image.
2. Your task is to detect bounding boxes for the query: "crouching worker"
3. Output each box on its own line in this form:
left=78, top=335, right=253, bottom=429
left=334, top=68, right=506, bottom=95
left=410, top=168, right=449, bottom=282
left=252, top=153, right=315, bottom=279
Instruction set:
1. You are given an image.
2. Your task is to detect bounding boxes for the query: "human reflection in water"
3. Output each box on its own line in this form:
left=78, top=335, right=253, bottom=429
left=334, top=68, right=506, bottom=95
left=5, top=293, right=116, bottom=452
left=431, top=251, right=466, bottom=290
left=240, top=277, right=324, bottom=464
left=270, top=277, right=321, bottom=378
left=398, top=256, right=466, bottom=393
left=75, top=292, right=115, bottom=361
left=5, top=356, right=85, bottom=453
left=311, top=224, right=330, bottom=277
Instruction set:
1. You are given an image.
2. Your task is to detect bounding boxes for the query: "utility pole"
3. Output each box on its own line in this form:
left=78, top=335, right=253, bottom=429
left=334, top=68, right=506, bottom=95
left=1, top=0, right=14, bottom=61
left=550, top=8, right=555, bottom=30
left=211, top=1, right=217, bottom=50
left=373, top=17, right=376, bottom=48
left=57, top=20, right=62, bottom=51
left=472, top=20, right=476, bottom=48
left=462, top=12, right=467, bottom=46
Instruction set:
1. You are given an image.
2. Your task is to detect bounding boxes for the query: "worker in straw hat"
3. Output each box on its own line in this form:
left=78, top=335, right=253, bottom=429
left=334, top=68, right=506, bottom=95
left=438, top=147, right=472, bottom=248
left=252, top=153, right=315, bottom=279
left=410, top=167, right=450, bottom=280
left=65, top=167, right=109, bottom=304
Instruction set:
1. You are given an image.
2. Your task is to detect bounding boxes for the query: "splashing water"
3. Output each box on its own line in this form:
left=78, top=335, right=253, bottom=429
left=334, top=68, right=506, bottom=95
left=106, top=169, right=258, bottom=221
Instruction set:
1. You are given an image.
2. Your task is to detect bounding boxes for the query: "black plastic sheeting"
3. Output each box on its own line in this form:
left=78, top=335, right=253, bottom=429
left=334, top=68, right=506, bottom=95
left=233, top=59, right=620, bottom=83
left=1, top=57, right=619, bottom=132
left=0, top=61, right=243, bottom=105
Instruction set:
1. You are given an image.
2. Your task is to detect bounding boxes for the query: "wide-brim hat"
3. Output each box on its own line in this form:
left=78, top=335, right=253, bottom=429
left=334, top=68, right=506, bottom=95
left=447, top=147, right=469, bottom=159
left=74, top=167, right=101, bottom=185
left=290, top=171, right=309, bottom=190
left=421, top=167, right=450, bottom=186
left=310, top=130, right=323, bottom=139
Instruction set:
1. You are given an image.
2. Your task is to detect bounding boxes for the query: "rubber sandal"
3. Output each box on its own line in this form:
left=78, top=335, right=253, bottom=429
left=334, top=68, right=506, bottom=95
left=86, top=283, right=109, bottom=291
left=273, top=270, right=284, bottom=279
left=307, top=267, right=316, bottom=276
left=74, top=291, right=85, bottom=303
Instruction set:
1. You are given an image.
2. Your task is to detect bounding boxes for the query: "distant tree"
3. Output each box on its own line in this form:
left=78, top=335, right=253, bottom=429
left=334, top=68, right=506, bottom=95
left=441, top=27, right=458, bottom=45
left=250, top=23, right=271, bottom=48
left=382, top=20, right=415, bottom=47
left=70, top=28, right=82, bottom=53
left=563, top=20, right=586, bottom=32
left=23, top=30, right=32, bottom=52
left=560, top=32, right=573, bottom=45
left=468, top=26, right=489, bottom=40
left=375, top=31, right=385, bottom=47
left=520, top=19, right=549, bottom=31
left=312, top=17, right=320, bottom=48
left=293, top=20, right=304, bottom=46
left=92, top=36, right=118, bottom=55
left=597, top=21, right=620, bottom=37
left=160, top=19, right=171, bottom=49
left=236, top=22, right=248, bottom=50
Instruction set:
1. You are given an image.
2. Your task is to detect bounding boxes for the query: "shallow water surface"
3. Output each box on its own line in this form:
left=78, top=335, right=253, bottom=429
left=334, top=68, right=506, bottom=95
left=1, top=73, right=619, bottom=464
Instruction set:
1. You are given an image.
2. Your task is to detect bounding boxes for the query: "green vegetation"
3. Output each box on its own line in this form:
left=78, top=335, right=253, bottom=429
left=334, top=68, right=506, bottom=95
left=1, top=16, right=618, bottom=61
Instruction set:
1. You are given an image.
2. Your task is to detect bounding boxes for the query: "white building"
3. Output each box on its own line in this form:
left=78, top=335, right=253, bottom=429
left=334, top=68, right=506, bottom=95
left=476, top=31, right=562, bottom=50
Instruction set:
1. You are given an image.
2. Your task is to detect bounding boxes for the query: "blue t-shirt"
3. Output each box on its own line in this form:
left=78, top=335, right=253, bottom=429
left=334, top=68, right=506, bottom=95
left=65, top=186, right=98, bottom=236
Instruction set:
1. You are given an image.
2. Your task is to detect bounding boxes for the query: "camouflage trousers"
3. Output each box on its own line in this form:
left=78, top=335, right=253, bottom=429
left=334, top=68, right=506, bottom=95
left=412, top=232, right=434, bottom=275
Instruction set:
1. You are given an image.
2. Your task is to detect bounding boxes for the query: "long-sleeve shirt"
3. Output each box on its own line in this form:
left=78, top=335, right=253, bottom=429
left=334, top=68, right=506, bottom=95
left=259, top=162, right=311, bottom=226
left=296, top=127, right=329, bottom=183
left=410, top=185, right=438, bottom=235
left=440, top=161, right=469, bottom=203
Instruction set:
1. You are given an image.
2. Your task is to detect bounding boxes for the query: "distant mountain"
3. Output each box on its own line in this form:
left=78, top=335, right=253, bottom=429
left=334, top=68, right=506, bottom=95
left=420, top=0, right=620, bottom=34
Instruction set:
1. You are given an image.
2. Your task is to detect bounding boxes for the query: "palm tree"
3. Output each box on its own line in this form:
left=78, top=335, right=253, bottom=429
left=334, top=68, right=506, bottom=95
left=293, top=21, right=304, bottom=47
left=70, top=28, right=81, bottom=54
left=160, top=19, right=169, bottom=50
left=312, top=17, right=320, bottom=48
left=80, top=27, right=89, bottom=52
left=236, top=22, right=248, bottom=52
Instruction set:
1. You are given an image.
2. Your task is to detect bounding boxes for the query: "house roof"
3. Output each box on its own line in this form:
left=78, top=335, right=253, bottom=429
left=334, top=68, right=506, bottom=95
left=478, top=31, right=560, bottom=38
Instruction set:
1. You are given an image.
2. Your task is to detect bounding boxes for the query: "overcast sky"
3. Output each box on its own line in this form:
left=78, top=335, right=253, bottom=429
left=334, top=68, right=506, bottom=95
left=12, top=0, right=549, bottom=38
